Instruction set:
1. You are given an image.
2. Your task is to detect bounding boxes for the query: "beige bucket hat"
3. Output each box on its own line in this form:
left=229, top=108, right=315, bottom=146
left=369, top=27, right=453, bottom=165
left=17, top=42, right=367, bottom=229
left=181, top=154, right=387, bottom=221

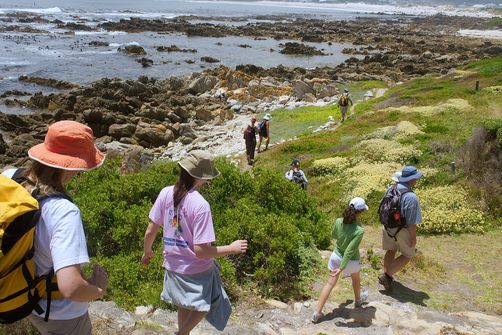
left=178, top=150, right=220, bottom=180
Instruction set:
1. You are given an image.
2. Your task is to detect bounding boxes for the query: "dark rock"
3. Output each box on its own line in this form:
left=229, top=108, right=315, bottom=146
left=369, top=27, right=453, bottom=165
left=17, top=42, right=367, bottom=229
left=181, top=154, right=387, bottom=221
left=156, top=45, right=197, bottom=53
left=279, top=42, right=325, bottom=56
left=0, top=133, right=6, bottom=154
left=137, top=58, right=153, bottom=67
left=118, top=45, right=146, bottom=56
left=89, top=41, right=110, bottom=47
left=200, top=56, right=220, bottom=63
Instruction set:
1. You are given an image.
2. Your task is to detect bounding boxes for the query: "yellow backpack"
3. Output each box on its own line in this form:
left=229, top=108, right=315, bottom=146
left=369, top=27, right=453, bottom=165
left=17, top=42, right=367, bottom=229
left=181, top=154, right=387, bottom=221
left=0, top=172, right=62, bottom=324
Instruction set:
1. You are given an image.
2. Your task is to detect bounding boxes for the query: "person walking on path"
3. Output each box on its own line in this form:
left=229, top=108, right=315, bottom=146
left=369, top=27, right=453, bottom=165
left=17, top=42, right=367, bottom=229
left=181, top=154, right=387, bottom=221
left=243, top=116, right=259, bottom=165
left=338, top=88, right=353, bottom=122
left=142, top=150, right=248, bottom=335
left=378, top=166, right=423, bottom=291
left=257, top=113, right=272, bottom=153
left=3, top=121, right=108, bottom=335
left=312, top=197, right=369, bottom=323
left=285, top=159, right=308, bottom=190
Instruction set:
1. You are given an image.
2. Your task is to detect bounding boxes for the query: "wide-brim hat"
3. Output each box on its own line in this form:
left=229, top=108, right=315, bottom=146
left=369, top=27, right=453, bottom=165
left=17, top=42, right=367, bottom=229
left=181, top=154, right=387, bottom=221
left=178, top=150, right=220, bottom=180
left=398, top=166, right=423, bottom=182
left=28, top=120, right=105, bottom=171
left=263, top=113, right=272, bottom=121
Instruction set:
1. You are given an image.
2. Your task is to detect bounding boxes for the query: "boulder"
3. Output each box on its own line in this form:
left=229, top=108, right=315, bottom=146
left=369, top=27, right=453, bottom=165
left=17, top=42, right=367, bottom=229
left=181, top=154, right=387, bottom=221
left=109, top=123, right=137, bottom=139
left=188, top=76, right=218, bottom=95
left=0, top=133, right=6, bottom=154
left=135, top=126, right=174, bottom=147
left=118, top=45, right=146, bottom=56
left=293, top=80, right=315, bottom=99
left=200, top=56, right=220, bottom=63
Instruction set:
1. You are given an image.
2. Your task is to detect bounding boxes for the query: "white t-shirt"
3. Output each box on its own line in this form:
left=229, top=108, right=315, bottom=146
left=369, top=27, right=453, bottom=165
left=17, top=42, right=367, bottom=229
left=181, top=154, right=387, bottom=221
left=33, top=197, right=90, bottom=320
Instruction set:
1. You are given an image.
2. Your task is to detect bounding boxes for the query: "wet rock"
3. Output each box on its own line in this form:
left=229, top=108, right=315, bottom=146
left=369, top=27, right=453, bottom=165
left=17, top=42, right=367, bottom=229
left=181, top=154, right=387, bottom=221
left=19, top=76, right=79, bottom=90
left=156, top=45, right=197, bottom=53
left=137, top=57, right=153, bottom=67
left=119, top=45, right=147, bottom=56
left=201, top=56, right=220, bottom=63
left=279, top=42, right=325, bottom=56
left=89, top=41, right=110, bottom=47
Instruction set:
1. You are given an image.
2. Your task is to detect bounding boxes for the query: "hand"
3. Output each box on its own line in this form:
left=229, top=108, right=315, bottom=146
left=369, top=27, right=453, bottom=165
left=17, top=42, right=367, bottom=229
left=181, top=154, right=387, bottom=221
left=230, top=240, right=248, bottom=254
left=89, top=264, right=108, bottom=294
left=329, top=268, right=342, bottom=278
left=141, top=249, right=154, bottom=265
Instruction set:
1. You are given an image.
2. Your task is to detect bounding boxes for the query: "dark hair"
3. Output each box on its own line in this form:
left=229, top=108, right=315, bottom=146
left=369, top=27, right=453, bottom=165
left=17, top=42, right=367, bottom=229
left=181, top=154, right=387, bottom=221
left=342, top=204, right=362, bottom=224
left=25, top=160, right=67, bottom=196
left=173, top=166, right=195, bottom=208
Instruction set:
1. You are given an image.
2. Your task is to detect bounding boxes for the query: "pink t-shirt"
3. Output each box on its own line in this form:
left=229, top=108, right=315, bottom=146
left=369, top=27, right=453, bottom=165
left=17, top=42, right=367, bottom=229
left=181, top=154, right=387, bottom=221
left=149, top=186, right=216, bottom=274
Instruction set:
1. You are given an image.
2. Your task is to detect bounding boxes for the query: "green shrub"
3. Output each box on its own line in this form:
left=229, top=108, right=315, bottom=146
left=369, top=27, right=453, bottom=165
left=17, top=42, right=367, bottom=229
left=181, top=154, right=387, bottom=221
left=68, top=158, right=329, bottom=307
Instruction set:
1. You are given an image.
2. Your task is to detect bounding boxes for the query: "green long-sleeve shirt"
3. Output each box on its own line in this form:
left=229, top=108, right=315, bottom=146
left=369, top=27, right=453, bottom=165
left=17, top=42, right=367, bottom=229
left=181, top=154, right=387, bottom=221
left=332, top=218, right=364, bottom=270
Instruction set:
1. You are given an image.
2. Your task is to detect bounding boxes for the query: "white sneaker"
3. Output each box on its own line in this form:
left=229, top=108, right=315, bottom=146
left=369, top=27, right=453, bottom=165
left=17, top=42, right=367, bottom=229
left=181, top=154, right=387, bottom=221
left=311, top=311, right=324, bottom=323
left=355, top=290, right=369, bottom=308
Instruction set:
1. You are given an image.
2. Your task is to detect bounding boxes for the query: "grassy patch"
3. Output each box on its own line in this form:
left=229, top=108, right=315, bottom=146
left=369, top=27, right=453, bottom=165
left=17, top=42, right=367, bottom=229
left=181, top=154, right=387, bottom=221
left=463, top=56, right=502, bottom=79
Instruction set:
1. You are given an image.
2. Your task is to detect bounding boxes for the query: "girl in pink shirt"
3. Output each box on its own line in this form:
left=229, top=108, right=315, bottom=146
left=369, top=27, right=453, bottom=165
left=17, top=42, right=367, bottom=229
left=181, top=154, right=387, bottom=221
left=142, top=150, right=247, bottom=335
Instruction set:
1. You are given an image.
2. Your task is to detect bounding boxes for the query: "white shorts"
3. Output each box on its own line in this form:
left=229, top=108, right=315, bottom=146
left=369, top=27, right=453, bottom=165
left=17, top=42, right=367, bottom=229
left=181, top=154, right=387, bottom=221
left=328, top=251, right=360, bottom=277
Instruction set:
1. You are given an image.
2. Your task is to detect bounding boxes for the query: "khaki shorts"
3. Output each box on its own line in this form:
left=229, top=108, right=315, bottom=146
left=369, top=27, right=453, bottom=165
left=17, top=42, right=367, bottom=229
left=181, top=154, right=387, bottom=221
left=382, top=226, right=416, bottom=258
left=29, top=312, right=91, bottom=335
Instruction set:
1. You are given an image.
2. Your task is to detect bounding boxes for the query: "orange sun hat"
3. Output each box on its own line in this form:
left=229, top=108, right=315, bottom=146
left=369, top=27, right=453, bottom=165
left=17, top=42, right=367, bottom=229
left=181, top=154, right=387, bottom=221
left=28, top=120, right=105, bottom=171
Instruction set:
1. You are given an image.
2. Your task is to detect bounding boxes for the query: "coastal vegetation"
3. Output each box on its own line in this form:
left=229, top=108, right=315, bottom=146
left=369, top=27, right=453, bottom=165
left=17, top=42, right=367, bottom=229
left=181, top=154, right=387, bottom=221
left=60, top=57, right=502, bottom=313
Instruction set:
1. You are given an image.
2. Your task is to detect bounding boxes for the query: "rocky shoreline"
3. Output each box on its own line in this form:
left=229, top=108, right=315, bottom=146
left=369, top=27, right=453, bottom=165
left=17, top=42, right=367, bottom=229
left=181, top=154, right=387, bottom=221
left=1, top=14, right=501, bottom=168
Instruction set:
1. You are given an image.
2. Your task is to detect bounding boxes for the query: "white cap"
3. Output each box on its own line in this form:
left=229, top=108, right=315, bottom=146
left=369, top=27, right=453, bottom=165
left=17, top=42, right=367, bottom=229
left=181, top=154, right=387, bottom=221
left=349, top=197, right=369, bottom=211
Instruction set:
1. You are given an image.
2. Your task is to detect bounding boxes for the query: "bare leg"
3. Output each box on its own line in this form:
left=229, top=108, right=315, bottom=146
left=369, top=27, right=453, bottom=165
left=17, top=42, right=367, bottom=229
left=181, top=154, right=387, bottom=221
left=257, top=136, right=263, bottom=152
left=177, top=307, right=191, bottom=332
left=350, top=272, right=361, bottom=301
left=315, top=271, right=341, bottom=314
left=264, top=137, right=270, bottom=150
left=178, top=308, right=206, bottom=335
left=386, top=255, right=411, bottom=277
left=383, top=250, right=397, bottom=274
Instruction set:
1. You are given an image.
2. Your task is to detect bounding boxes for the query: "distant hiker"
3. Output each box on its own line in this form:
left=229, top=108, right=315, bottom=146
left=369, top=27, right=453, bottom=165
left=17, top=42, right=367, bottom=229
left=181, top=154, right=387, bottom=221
left=285, top=159, right=308, bottom=190
left=257, top=113, right=272, bottom=153
left=338, top=88, right=353, bottom=122
left=142, top=150, right=248, bottom=335
left=378, top=166, right=423, bottom=291
left=312, top=197, right=369, bottom=323
left=243, top=116, right=259, bottom=165
left=1, top=121, right=108, bottom=334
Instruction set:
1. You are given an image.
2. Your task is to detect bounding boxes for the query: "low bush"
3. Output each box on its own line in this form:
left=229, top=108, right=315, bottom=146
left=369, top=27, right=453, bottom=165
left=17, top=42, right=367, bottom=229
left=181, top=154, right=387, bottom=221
left=68, top=158, right=329, bottom=308
left=310, top=156, right=350, bottom=176
left=353, top=139, right=422, bottom=164
left=416, top=186, right=487, bottom=234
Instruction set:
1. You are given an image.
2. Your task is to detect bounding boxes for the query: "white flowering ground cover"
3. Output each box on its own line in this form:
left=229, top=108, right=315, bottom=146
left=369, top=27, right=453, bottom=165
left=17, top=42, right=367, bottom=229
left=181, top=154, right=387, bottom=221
left=383, top=98, right=474, bottom=116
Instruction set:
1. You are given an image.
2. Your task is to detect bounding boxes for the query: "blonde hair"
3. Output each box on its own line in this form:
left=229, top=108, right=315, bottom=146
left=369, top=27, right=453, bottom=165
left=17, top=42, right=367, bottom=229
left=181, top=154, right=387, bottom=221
left=24, top=160, right=67, bottom=197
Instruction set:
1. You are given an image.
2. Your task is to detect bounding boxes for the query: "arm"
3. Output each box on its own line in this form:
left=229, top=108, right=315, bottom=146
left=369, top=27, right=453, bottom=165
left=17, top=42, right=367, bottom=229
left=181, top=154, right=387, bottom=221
left=194, top=240, right=247, bottom=259
left=285, top=170, right=293, bottom=180
left=142, top=221, right=161, bottom=265
left=57, top=264, right=106, bottom=302
left=408, top=224, right=417, bottom=248
left=339, top=231, right=363, bottom=270
left=266, top=121, right=270, bottom=137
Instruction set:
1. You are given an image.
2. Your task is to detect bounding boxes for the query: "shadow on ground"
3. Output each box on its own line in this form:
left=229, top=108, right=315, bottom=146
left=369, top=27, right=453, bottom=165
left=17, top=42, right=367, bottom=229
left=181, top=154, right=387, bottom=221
left=317, top=300, right=376, bottom=327
left=380, top=281, right=430, bottom=306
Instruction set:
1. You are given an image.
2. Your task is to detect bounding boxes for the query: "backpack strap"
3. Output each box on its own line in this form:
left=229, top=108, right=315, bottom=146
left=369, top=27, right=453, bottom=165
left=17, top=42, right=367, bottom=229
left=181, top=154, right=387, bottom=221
left=384, top=186, right=413, bottom=241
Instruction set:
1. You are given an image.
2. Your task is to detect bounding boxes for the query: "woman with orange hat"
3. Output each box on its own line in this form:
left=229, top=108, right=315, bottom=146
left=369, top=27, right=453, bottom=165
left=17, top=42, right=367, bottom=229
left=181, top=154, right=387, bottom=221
left=142, top=150, right=247, bottom=335
left=4, top=121, right=108, bottom=334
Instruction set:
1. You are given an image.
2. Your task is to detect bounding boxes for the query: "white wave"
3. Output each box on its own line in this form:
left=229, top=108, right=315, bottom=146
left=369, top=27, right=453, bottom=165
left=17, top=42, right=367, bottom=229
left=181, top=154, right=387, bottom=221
left=0, top=6, right=62, bottom=14
left=0, top=61, right=31, bottom=66
left=187, top=1, right=498, bottom=18
left=74, top=30, right=127, bottom=36
left=458, top=29, right=502, bottom=39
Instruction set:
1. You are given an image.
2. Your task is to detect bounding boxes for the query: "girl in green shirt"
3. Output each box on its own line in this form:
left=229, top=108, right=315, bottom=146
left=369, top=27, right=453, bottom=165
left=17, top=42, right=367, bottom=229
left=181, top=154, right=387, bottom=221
left=312, top=197, right=369, bottom=323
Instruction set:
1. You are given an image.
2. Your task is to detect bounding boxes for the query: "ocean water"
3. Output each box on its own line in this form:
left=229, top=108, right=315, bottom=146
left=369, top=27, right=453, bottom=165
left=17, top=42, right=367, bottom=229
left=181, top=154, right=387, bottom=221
left=0, top=0, right=499, bottom=112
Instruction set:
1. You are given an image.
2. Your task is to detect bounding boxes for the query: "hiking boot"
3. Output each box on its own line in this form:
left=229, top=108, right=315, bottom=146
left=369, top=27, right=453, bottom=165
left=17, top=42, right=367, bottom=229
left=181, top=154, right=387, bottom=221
left=355, top=290, right=369, bottom=308
left=311, top=311, right=323, bottom=323
left=378, top=273, right=393, bottom=291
